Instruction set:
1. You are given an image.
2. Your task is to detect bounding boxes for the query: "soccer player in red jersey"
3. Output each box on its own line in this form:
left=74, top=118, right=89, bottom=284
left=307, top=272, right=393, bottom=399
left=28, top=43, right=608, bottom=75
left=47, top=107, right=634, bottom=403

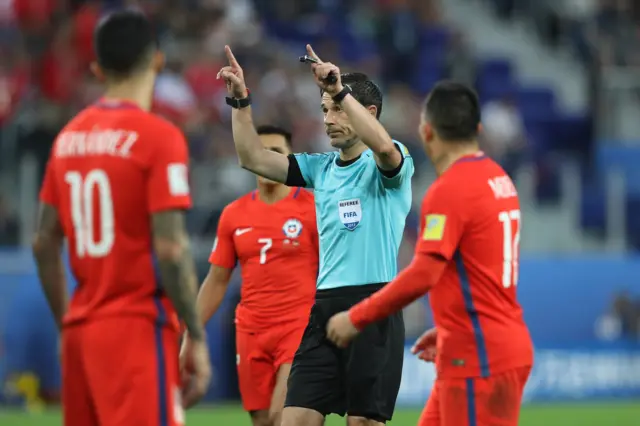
left=180, top=125, right=318, bottom=426
left=326, top=81, right=534, bottom=426
left=32, top=11, right=211, bottom=426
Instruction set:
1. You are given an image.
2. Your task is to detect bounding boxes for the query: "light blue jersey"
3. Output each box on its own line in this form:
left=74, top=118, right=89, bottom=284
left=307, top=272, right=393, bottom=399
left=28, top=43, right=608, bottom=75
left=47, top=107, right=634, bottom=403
left=294, top=142, right=414, bottom=290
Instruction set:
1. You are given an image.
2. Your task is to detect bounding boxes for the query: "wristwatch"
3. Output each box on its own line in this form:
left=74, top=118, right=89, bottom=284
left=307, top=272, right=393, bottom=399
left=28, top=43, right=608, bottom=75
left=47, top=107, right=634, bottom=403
left=332, top=85, right=352, bottom=104
left=226, top=90, right=251, bottom=109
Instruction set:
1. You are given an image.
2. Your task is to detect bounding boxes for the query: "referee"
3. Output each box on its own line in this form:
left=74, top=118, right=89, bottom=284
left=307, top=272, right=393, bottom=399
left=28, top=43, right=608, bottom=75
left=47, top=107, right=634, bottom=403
left=218, top=44, right=414, bottom=426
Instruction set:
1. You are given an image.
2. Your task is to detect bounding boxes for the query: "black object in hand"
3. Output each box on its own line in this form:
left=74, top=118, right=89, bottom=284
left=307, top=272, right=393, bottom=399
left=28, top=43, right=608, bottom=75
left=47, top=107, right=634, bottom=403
left=298, top=55, right=337, bottom=84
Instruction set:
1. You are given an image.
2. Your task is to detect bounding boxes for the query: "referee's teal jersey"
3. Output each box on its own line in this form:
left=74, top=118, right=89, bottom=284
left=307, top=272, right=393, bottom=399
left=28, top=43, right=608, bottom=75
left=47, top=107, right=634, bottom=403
left=294, top=142, right=414, bottom=290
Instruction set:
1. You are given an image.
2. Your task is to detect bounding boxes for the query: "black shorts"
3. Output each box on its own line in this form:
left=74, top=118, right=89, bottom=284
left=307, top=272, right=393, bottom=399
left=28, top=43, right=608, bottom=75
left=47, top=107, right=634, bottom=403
left=285, top=283, right=405, bottom=422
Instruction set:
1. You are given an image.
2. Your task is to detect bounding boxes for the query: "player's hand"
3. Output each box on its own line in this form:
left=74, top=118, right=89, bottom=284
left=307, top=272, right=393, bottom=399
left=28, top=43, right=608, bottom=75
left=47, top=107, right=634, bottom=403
left=217, top=45, right=248, bottom=99
left=179, top=334, right=193, bottom=374
left=326, top=311, right=359, bottom=348
left=181, top=338, right=212, bottom=409
left=304, top=44, right=343, bottom=96
left=411, top=327, right=438, bottom=362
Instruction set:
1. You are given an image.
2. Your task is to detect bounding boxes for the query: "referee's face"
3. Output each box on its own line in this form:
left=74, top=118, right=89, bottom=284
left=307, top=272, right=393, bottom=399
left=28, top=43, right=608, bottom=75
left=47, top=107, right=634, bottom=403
left=322, top=92, right=358, bottom=149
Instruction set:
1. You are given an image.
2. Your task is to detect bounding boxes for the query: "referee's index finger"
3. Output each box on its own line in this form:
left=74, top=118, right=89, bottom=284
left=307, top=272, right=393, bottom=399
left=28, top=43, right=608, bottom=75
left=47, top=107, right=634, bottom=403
left=306, top=44, right=322, bottom=63
left=224, top=45, right=240, bottom=67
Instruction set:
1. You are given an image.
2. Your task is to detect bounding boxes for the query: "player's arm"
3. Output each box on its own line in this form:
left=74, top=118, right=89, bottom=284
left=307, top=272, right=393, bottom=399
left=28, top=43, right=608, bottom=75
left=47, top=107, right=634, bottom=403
left=339, top=92, right=402, bottom=170
left=196, top=265, right=233, bottom=324
left=197, top=206, right=237, bottom=324
left=152, top=211, right=204, bottom=340
left=349, top=253, right=447, bottom=329
left=349, top=183, right=465, bottom=330
left=32, top=203, right=68, bottom=331
left=148, top=123, right=204, bottom=341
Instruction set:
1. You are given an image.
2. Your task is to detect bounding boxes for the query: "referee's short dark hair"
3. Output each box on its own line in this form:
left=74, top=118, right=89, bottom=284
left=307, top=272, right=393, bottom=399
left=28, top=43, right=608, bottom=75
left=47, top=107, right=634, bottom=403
left=423, top=81, right=481, bottom=142
left=95, top=10, right=158, bottom=79
left=323, top=73, right=384, bottom=119
left=256, top=124, right=293, bottom=149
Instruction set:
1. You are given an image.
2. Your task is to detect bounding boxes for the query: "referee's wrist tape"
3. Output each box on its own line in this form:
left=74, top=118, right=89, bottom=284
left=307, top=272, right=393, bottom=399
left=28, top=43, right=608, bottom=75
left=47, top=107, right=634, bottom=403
left=226, top=89, right=251, bottom=109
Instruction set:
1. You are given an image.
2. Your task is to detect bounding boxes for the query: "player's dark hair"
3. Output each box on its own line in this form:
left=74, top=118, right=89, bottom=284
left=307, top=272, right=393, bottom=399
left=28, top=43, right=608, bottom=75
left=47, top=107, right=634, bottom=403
left=256, top=124, right=293, bottom=149
left=322, top=73, right=383, bottom=119
left=423, top=81, right=481, bottom=142
left=94, top=10, right=158, bottom=79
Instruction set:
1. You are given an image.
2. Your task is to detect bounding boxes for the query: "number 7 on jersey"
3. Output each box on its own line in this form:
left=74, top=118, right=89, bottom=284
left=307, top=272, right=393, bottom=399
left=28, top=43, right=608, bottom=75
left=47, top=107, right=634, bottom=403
left=498, top=209, right=520, bottom=289
left=258, top=238, right=272, bottom=264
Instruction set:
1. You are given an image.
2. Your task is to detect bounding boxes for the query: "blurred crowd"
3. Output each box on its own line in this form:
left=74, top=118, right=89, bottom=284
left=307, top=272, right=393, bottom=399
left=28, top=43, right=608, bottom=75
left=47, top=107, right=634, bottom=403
left=0, top=0, right=444, bottom=251
left=485, top=0, right=640, bottom=67
left=0, top=0, right=637, bottom=250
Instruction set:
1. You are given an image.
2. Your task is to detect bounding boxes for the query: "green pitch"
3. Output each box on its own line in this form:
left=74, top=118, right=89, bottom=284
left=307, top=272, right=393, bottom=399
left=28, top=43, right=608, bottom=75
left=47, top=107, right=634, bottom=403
left=0, top=403, right=639, bottom=425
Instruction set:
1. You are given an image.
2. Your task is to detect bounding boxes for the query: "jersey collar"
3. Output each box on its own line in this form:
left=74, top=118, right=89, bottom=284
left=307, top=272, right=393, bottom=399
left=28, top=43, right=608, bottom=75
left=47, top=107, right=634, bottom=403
left=452, top=151, right=486, bottom=166
left=94, top=98, right=143, bottom=110
left=251, top=187, right=301, bottom=201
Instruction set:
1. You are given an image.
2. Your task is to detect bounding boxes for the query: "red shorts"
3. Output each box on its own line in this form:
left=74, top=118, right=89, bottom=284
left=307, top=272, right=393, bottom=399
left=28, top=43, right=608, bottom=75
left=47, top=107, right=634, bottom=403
left=419, top=366, right=531, bottom=426
left=235, top=322, right=306, bottom=412
left=62, top=317, right=183, bottom=426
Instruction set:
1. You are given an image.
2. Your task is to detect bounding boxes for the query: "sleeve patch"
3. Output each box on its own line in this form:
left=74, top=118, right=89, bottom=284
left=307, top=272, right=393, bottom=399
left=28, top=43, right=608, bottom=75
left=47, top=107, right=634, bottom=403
left=167, top=163, right=190, bottom=196
left=422, top=214, right=446, bottom=241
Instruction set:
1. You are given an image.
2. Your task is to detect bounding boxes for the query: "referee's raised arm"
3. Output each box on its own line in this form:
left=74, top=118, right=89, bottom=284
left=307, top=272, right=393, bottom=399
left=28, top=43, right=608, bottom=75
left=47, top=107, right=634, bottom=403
left=304, top=44, right=402, bottom=171
left=217, top=45, right=293, bottom=185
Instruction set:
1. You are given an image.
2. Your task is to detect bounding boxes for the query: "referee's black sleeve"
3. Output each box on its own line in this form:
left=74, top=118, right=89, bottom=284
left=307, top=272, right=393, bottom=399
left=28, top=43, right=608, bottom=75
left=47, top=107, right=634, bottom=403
left=285, top=154, right=307, bottom=187
left=377, top=143, right=405, bottom=178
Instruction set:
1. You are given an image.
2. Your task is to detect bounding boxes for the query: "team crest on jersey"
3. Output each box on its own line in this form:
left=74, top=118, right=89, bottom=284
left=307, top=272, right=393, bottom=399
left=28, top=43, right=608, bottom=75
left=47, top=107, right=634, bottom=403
left=283, top=219, right=303, bottom=238
left=338, top=198, right=361, bottom=231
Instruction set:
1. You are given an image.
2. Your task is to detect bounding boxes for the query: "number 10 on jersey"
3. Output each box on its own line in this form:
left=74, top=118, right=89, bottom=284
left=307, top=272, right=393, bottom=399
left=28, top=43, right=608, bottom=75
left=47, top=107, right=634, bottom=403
left=65, top=170, right=115, bottom=258
left=498, top=209, right=520, bottom=289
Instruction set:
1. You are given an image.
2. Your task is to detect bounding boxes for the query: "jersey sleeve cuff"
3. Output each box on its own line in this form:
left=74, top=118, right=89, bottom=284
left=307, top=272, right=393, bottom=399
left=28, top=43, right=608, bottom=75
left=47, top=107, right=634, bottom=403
left=348, top=304, right=370, bottom=331
left=208, top=258, right=236, bottom=269
left=285, top=154, right=307, bottom=187
left=377, top=143, right=405, bottom=178
left=148, top=198, right=192, bottom=213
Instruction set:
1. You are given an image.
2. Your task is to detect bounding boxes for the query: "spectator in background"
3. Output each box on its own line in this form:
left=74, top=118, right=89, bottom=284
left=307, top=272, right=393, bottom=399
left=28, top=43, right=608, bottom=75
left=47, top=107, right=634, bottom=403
left=39, top=19, right=82, bottom=108
left=443, top=30, right=476, bottom=87
left=185, top=41, right=226, bottom=119
left=561, top=0, right=599, bottom=63
left=376, top=0, right=420, bottom=87
left=611, top=0, right=640, bottom=67
left=595, top=292, right=640, bottom=341
left=153, top=40, right=199, bottom=127
left=70, top=0, right=99, bottom=68
left=481, top=94, right=527, bottom=176
left=612, top=292, right=640, bottom=340
left=0, top=194, right=19, bottom=246
left=0, top=44, right=30, bottom=128
left=13, top=0, right=60, bottom=57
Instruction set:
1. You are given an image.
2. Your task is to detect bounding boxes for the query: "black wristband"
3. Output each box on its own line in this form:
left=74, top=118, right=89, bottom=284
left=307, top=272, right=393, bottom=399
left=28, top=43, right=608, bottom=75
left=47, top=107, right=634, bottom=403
left=332, top=85, right=352, bottom=104
left=226, top=90, right=252, bottom=109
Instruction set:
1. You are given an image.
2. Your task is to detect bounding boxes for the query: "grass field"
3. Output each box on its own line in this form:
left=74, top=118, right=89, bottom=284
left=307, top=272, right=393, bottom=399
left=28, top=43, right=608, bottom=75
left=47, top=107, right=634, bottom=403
left=0, top=403, right=639, bottom=425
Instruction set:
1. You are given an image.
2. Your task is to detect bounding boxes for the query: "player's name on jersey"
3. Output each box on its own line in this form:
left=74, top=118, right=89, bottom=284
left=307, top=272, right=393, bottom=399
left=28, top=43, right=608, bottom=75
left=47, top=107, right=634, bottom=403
left=55, top=130, right=139, bottom=158
left=488, top=175, right=518, bottom=200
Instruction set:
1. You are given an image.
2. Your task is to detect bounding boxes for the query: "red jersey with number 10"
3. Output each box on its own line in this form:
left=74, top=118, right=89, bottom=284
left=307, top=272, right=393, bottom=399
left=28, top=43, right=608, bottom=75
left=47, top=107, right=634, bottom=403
left=39, top=100, right=192, bottom=331
left=416, top=152, right=533, bottom=379
left=209, top=188, right=318, bottom=332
